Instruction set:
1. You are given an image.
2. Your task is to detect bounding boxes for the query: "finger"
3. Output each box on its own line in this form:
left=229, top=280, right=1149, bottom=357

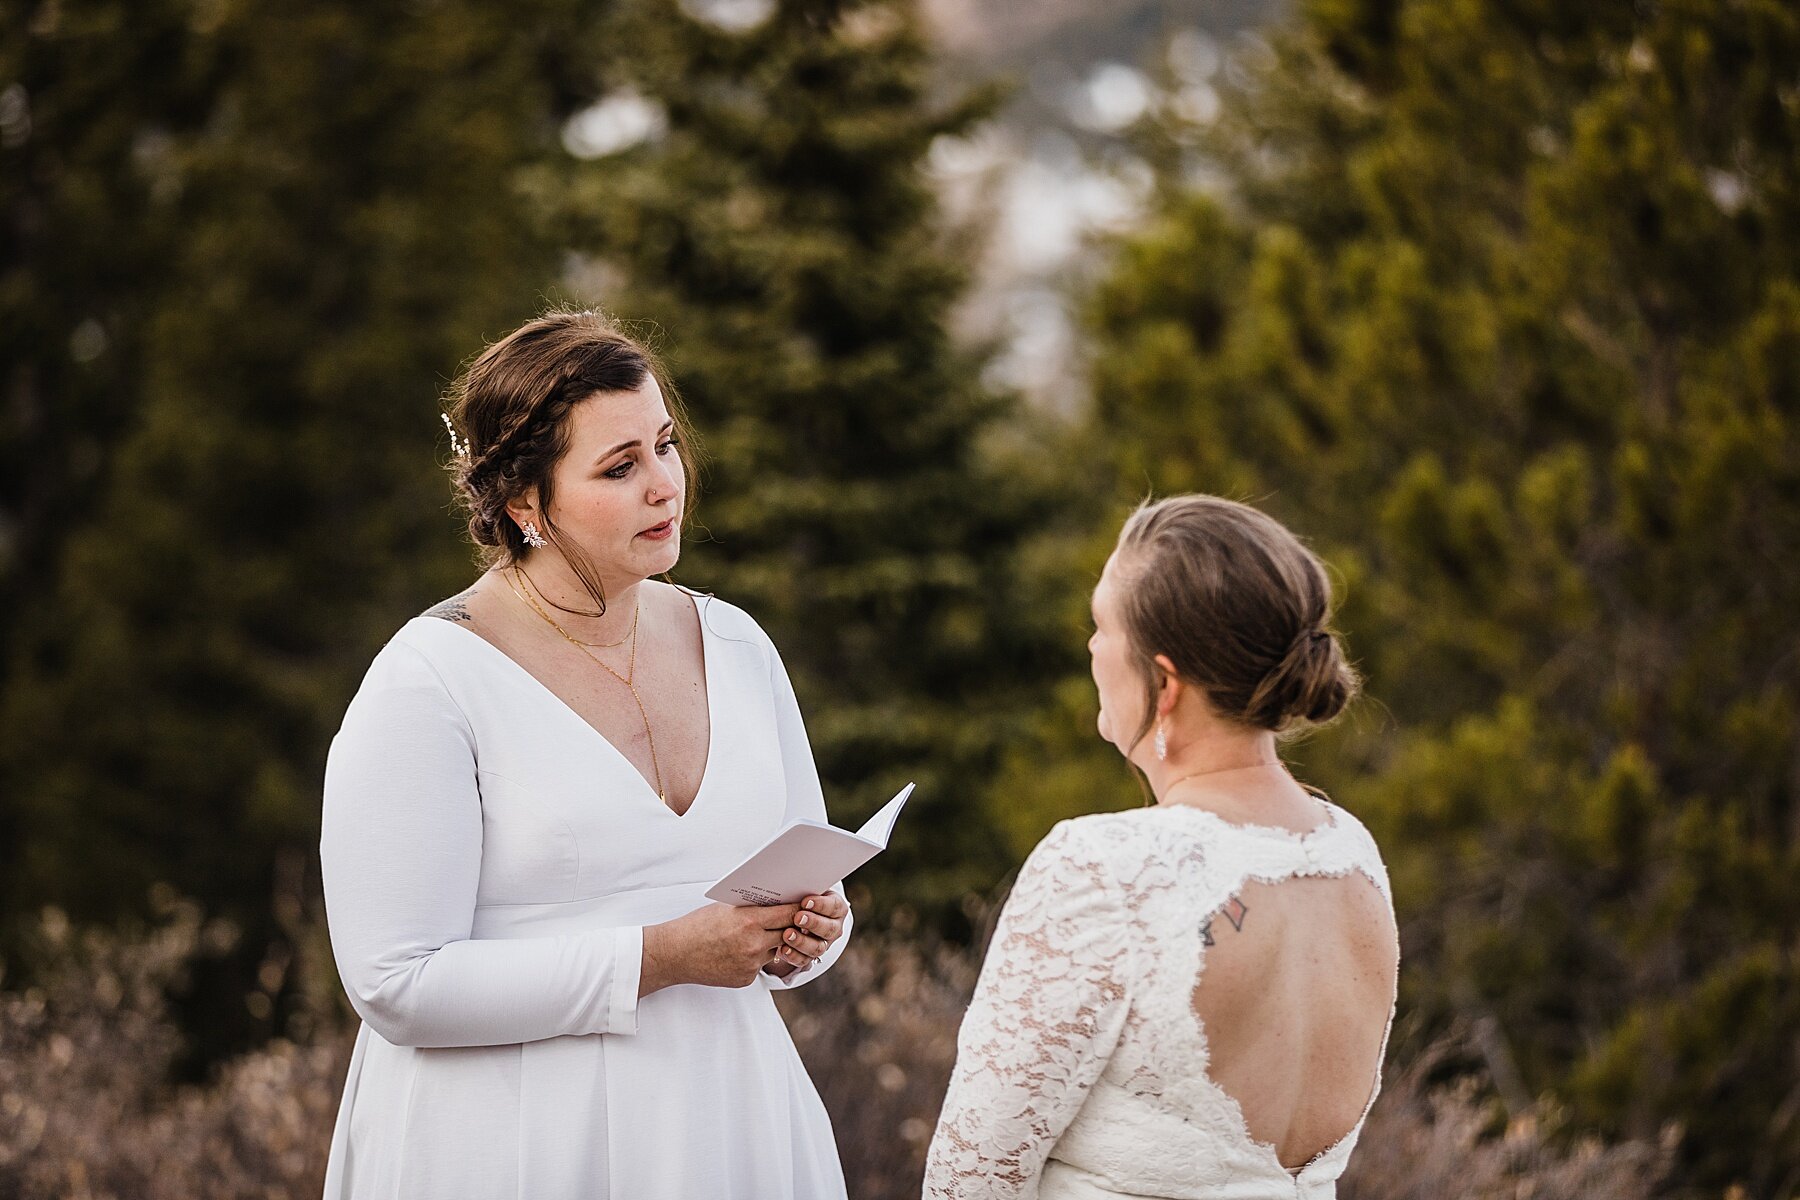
left=781, top=927, right=830, bottom=958
left=792, top=909, right=842, bottom=943
left=800, top=893, right=849, bottom=921
left=750, top=903, right=805, bottom=929
left=775, top=943, right=818, bottom=969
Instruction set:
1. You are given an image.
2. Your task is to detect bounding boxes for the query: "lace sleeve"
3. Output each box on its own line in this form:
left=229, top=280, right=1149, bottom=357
left=924, top=820, right=1132, bottom=1198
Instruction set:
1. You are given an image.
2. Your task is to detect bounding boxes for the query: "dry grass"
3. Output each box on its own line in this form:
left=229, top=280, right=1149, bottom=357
left=2, top=907, right=1670, bottom=1200
left=0, top=902, right=350, bottom=1200
left=776, top=931, right=980, bottom=1199
left=1341, top=1040, right=1674, bottom=1200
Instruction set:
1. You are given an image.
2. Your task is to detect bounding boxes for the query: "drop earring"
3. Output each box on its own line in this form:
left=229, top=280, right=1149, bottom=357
left=520, top=519, right=548, bottom=549
left=1154, top=722, right=1168, bottom=761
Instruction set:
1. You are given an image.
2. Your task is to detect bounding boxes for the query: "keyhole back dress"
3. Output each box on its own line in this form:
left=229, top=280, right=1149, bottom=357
left=924, top=796, right=1397, bottom=1199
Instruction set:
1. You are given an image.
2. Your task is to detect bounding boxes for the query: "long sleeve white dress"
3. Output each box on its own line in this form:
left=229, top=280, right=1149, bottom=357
left=923, top=802, right=1395, bottom=1200
left=319, top=592, right=851, bottom=1200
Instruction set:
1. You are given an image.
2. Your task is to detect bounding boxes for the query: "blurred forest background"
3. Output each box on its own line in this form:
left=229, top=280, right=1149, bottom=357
left=2, top=0, right=1795, bottom=1197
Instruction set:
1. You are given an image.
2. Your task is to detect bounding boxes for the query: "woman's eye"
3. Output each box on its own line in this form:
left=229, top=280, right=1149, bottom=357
left=656, top=438, right=679, bottom=456
left=604, top=460, right=632, bottom=479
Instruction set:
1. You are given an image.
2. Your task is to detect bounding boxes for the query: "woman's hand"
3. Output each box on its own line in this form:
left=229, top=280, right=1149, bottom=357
left=764, top=892, right=849, bottom=978
left=641, top=901, right=803, bottom=995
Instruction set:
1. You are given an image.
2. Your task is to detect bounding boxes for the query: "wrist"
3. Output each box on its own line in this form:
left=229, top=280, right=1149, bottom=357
left=640, top=921, right=676, bottom=996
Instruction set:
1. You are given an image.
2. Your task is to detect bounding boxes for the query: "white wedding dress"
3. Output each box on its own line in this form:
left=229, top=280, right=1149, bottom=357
left=319, top=593, right=850, bottom=1200
left=924, top=799, right=1395, bottom=1200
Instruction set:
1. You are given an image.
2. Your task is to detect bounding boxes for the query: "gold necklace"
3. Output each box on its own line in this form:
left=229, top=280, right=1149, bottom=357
left=510, top=564, right=635, bottom=647
left=1153, top=760, right=1283, bottom=807
left=503, top=567, right=665, bottom=803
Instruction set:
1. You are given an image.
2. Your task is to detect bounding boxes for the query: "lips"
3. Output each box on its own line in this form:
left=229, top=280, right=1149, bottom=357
left=638, top=519, right=676, bottom=541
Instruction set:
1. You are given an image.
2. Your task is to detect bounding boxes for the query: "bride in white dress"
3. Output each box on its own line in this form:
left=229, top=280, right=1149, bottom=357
left=925, top=495, right=1400, bottom=1199
left=320, top=311, right=852, bottom=1199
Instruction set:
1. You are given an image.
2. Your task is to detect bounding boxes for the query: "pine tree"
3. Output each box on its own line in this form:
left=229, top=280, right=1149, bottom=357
left=0, top=0, right=230, bottom=873
left=535, top=0, right=1075, bottom=924
left=0, top=0, right=594, bottom=1058
left=1027, top=1, right=1799, bottom=1192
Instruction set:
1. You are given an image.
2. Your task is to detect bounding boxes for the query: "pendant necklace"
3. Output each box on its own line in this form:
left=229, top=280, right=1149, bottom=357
left=503, top=567, right=665, bottom=804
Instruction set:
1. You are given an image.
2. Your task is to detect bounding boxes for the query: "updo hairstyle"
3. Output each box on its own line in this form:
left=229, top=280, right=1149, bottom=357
left=440, top=309, right=698, bottom=614
left=1111, top=495, right=1359, bottom=751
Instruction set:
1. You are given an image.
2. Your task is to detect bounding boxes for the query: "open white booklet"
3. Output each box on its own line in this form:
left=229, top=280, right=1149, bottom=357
left=705, top=782, right=915, bottom=907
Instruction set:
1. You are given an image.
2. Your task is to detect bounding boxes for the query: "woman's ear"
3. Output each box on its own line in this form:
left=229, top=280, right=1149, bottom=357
left=1153, top=653, right=1183, bottom=718
left=504, top=493, right=538, bottom=531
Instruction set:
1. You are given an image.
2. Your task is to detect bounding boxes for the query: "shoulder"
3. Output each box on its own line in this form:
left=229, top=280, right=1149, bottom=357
left=1026, top=808, right=1234, bottom=911
left=1321, top=800, right=1394, bottom=902
left=1036, top=810, right=1148, bottom=857
left=675, top=586, right=783, bottom=659
left=343, top=619, right=468, bottom=711
left=419, top=584, right=480, bottom=625
left=993, top=815, right=1150, bottom=949
left=1323, top=798, right=1377, bottom=844
left=1016, top=811, right=1151, bottom=895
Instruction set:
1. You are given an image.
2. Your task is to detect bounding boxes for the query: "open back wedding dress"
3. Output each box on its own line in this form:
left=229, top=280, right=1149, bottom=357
left=924, top=797, right=1397, bottom=1199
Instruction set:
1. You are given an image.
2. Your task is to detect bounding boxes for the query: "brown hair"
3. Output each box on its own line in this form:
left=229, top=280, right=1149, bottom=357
left=1112, top=494, right=1359, bottom=751
left=441, top=309, right=699, bottom=614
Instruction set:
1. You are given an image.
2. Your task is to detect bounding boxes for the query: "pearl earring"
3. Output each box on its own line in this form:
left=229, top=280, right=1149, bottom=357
left=1154, top=722, right=1168, bottom=761
left=520, top=519, right=548, bottom=549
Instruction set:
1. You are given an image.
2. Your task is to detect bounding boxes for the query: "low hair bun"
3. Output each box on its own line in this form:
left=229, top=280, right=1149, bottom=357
left=1114, top=495, right=1362, bottom=740
left=1246, top=627, right=1357, bottom=732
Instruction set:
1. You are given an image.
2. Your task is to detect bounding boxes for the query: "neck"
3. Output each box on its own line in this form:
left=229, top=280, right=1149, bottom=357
left=502, top=555, right=646, bottom=642
left=1138, top=725, right=1284, bottom=807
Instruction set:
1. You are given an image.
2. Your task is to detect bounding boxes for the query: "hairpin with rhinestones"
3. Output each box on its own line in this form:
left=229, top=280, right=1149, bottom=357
left=440, top=411, right=470, bottom=461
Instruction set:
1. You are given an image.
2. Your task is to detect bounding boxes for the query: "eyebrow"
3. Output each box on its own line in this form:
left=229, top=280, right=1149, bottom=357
left=597, top=420, right=675, bottom=463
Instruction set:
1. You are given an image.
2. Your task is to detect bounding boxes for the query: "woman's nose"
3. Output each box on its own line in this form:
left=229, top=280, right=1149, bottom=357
left=647, top=460, right=680, bottom=502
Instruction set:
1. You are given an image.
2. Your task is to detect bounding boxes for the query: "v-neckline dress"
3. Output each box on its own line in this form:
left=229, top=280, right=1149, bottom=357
left=319, top=593, right=851, bottom=1200
left=434, top=600, right=719, bottom=819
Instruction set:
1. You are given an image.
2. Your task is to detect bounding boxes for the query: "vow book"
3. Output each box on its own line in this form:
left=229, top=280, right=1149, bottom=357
left=705, top=783, right=915, bottom=906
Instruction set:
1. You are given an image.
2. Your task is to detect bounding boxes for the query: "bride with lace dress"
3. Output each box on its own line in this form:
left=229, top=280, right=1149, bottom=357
left=925, top=496, right=1400, bottom=1200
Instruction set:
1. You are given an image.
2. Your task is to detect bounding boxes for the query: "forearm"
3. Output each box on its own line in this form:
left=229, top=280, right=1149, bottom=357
left=339, top=924, right=643, bottom=1048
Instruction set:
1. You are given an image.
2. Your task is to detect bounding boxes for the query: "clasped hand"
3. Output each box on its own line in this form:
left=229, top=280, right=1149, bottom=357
left=641, top=892, right=848, bottom=995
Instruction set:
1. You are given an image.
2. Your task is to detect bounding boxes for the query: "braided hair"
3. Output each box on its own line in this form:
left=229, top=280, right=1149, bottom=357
left=440, top=309, right=698, bottom=612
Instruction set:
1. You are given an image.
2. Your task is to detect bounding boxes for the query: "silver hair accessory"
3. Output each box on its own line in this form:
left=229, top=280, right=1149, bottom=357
left=440, top=412, right=470, bottom=461
left=1154, top=722, right=1168, bottom=761
left=520, top=519, right=549, bottom=549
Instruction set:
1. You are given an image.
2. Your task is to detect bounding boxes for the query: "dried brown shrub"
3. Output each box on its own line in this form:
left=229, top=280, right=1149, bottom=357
left=1, top=907, right=1674, bottom=1200
left=777, top=929, right=982, bottom=1200
left=0, top=903, right=351, bottom=1200
left=1341, top=1037, right=1676, bottom=1200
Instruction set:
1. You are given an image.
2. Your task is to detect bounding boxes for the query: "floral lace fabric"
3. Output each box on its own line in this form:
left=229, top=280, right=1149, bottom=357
left=924, top=801, right=1395, bottom=1200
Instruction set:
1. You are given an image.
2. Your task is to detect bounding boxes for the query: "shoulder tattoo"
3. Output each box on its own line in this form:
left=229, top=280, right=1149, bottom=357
left=1200, top=895, right=1249, bottom=948
left=424, top=589, right=477, bottom=624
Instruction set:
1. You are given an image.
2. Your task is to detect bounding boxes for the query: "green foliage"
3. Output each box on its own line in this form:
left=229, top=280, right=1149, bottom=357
left=536, top=0, right=1076, bottom=925
left=1, top=0, right=1074, bottom=1072
left=0, top=0, right=225, bottom=868
left=0, top=0, right=587, bottom=1057
left=1045, top=0, right=1800, bottom=1193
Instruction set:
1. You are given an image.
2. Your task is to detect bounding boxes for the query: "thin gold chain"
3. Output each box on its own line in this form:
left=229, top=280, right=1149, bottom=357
left=1163, top=760, right=1283, bottom=793
left=511, top=563, right=635, bottom=647
left=1155, top=760, right=1283, bottom=807
left=502, top=567, right=665, bottom=803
